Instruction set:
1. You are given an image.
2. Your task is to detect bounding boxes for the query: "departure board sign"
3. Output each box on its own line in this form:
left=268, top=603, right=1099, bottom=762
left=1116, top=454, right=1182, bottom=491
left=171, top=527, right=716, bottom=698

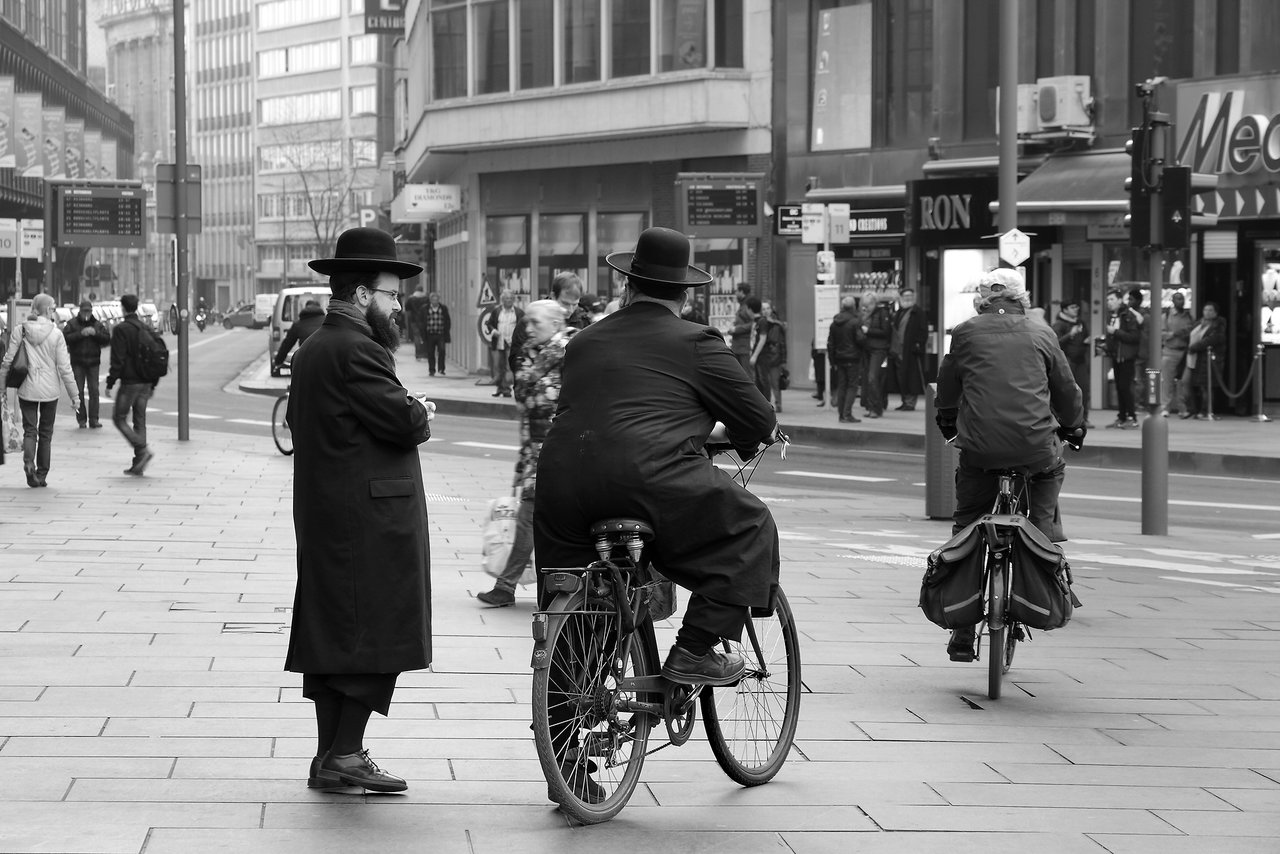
left=676, top=173, right=766, bottom=238
left=55, top=184, right=146, bottom=248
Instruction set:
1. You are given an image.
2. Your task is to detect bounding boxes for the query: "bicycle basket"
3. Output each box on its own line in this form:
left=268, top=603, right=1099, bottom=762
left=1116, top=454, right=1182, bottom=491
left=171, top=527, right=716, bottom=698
left=919, top=520, right=986, bottom=629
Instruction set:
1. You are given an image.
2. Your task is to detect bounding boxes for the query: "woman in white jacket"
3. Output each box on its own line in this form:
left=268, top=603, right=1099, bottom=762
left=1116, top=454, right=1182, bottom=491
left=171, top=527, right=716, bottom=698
left=0, top=294, right=81, bottom=487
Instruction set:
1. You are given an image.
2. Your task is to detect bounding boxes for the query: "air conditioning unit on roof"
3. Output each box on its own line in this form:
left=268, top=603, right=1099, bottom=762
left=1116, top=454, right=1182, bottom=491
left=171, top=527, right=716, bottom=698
left=996, top=84, right=1040, bottom=136
left=1037, top=75, right=1093, bottom=128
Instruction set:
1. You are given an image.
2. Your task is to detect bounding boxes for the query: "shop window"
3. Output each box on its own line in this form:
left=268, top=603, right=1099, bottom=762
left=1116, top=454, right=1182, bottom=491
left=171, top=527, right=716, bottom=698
left=597, top=212, right=647, bottom=298
left=475, top=0, right=511, bottom=94
left=563, top=0, right=601, bottom=84
left=714, top=0, right=743, bottom=68
left=612, top=0, right=651, bottom=78
left=694, top=237, right=745, bottom=339
left=486, top=215, right=532, bottom=305
left=519, top=0, right=555, bottom=89
left=538, top=214, right=588, bottom=296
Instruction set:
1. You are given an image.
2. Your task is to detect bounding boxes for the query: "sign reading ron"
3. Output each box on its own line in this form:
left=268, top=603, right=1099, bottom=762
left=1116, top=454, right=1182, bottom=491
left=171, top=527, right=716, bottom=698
left=363, top=0, right=405, bottom=34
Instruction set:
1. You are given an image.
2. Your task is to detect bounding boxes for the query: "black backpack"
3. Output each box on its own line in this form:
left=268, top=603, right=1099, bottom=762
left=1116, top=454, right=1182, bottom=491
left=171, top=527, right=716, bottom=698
left=129, top=317, right=169, bottom=382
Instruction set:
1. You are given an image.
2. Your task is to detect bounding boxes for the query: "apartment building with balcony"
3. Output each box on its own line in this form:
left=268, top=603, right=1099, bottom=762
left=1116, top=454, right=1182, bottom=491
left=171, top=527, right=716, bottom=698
left=399, top=0, right=773, bottom=373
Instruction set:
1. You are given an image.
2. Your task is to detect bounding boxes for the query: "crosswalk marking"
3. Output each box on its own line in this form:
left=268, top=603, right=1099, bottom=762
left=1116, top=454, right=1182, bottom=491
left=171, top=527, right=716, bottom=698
left=777, top=470, right=894, bottom=483
left=1061, top=492, right=1280, bottom=513
left=226, top=419, right=272, bottom=426
left=454, top=441, right=520, bottom=451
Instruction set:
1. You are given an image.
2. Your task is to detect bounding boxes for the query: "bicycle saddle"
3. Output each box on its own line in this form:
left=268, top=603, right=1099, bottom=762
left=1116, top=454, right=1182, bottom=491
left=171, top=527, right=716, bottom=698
left=589, top=518, right=655, bottom=539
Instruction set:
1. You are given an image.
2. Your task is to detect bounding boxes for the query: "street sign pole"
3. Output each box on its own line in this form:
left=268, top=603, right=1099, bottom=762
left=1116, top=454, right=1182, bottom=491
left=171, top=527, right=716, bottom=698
left=173, top=0, right=190, bottom=440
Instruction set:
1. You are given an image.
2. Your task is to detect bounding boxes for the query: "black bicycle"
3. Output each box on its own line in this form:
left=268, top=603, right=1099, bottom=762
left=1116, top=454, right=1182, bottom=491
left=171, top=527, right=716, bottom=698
left=272, top=391, right=292, bottom=456
left=979, top=470, right=1028, bottom=700
left=530, top=433, right=801, bottom=824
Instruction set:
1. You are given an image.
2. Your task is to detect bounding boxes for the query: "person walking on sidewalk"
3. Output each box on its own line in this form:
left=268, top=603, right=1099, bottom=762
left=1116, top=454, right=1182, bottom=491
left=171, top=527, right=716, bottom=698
left=0, top=293, right=81, bottom=487
left=481, top=290, right=522, bottom=397
left=62, top=299, right=110, bottom=429
left=1159, top=292, right=1193, bottom=416
left=751, top=299, right=786, bottom=413
left=420, top=292, right=451, bottom=376
left=1180, top=301, right=1227, bottom=420
left=106, top=294, right=159, bottom=476
left=729, top=282, right=754, bottom=374
left=826, top=296, right=863, bottom=423
left=477, top=300, right=575, bottom=607
left=1103, top=288, right=1143, bottom=429
left=284, top=227, right=436, bottom=794
left=889, top=287, right=927, bottom=411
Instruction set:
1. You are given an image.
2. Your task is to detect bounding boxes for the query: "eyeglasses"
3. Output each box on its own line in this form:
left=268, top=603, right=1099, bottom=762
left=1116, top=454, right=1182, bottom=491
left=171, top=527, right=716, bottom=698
left=364, top=286, right=401, bottom=302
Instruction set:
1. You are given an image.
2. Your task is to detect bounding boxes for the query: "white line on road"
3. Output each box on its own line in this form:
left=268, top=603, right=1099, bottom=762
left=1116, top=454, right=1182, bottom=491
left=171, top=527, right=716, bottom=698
left=160, top=411, right=220, bottom=420
left=226, top=419, right=273, bottom=426
left=778, top=470, right=895, bottom=483
left=453, top=441, right=520, bottom=452
left=1061, top=492, right=1280, bottom=513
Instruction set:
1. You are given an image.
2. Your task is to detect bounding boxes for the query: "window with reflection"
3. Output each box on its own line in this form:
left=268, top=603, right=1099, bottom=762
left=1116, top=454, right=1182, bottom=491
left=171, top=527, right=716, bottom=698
left=433, top=0, right=467, bottom=99
left=486, top=215, right=532, bottom=304
left=538, top=214, right=587, bottom=296
left=612, top=0, right=651, bottom=78
left=475, top=0, right=511, bottom=94
left=519, top=0, right=555, bottom=89
left=597, top=212, right=647, bottom=298
left=660, top=0, right=706, bottom=71
left=563, top=0, right=601, bottom=83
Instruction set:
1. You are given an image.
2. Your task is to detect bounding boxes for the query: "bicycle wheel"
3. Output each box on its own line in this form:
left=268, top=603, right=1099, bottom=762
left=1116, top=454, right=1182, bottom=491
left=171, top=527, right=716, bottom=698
left=272, top=395, right=293, bottom=456
left=987, top=559, right=1005, bottom=700
left=701, top=587, right=801, bottom=786
left=532, top=592, right=657, bottom=824
left=1002, top=623, right=1019, bottom=674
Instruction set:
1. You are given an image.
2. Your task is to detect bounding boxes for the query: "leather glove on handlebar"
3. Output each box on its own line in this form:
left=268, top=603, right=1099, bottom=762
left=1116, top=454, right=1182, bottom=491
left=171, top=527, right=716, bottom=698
left=1056, top=424, right=1087, bottom=451
left=935, top=407, right=958, bottom=442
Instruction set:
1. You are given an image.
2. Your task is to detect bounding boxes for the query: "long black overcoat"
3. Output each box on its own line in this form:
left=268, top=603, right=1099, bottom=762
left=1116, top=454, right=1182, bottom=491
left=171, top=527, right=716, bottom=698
left=533, top=302, right=779, bottom=612
left=283, top=308, right=433, bottom=675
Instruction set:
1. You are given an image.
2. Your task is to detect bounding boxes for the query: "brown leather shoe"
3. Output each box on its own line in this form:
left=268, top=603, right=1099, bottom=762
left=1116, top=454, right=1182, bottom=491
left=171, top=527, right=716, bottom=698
left=319, top=750, right=407, bottom=793
left=661, top=645, right=746, bottom=686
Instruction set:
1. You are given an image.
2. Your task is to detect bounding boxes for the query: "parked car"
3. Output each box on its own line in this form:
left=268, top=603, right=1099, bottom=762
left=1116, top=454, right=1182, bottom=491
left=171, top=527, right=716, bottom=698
left=223, top=304, right=258, bottom=329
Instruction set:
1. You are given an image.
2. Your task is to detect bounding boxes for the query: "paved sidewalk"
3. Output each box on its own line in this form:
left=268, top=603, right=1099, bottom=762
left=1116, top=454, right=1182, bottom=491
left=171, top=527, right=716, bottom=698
left=243, top=356, right=1280, bottom=475
left=1, top=410, right=1279, bottom=852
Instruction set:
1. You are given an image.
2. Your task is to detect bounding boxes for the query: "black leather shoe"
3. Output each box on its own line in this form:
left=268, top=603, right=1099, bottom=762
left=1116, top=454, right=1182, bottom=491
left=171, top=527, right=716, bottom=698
left=661, top=645, right=746, bottom=686
left=477, top=588, right=515, bottom=607
left=24, top=464, right=38, bottom=488
left=319, top=750, right=407, bottom=793
left=307, top=755, right=347, bottom=790
left=947, top=628, right=977, bottom=662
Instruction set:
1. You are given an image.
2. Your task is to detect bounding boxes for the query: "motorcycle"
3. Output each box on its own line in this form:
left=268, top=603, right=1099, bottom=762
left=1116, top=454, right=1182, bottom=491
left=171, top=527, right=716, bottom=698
left=195, top=308, right=207, bottom=332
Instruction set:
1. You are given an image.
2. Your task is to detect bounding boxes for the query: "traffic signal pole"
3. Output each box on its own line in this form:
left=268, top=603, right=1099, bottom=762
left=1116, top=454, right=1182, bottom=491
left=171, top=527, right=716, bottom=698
left=173, top=0, right=189, bottom=440
left=1139, top=99, right=1169, bottom=535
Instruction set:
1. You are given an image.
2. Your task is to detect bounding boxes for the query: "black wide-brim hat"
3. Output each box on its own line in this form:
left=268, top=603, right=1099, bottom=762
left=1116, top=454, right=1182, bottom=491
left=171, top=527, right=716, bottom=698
left=605, top=226, right=713, bottom=291
left=309, top=227, right=423, bottom=279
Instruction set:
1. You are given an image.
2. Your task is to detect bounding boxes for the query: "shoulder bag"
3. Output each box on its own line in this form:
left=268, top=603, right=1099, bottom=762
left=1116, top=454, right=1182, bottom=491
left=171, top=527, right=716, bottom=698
left=4, top=328, right=29, bottom=389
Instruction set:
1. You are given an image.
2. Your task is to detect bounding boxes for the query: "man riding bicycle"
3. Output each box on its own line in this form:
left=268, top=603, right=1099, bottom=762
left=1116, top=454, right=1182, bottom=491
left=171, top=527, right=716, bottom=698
left=533, top=226, right=782, bottom=687
left=934, top=267, right=1085, bottom=662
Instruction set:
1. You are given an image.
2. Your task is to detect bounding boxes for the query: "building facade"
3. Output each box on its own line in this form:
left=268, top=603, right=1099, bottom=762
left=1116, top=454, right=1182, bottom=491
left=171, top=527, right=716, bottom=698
left=1, top=0, right=134, bottom=304
left=779, top=0, right=1280, bottom=415
left=399, top=0, right=774, bottom=374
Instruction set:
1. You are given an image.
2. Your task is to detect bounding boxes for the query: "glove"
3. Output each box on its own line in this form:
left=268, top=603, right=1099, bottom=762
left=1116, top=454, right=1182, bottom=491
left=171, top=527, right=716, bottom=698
left=935, top=407, right=958, bottom=442
left=1057, top=424, right=1086, bottom=451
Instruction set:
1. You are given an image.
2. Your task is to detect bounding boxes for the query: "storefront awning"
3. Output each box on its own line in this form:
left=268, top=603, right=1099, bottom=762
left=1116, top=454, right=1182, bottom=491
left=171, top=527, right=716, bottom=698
left=988, top=149, right=1129, bottom=226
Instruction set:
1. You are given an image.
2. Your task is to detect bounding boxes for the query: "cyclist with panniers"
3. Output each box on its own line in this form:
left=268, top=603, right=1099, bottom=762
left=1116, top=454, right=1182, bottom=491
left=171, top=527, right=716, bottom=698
left=934, top=268, right=1085, bottom=663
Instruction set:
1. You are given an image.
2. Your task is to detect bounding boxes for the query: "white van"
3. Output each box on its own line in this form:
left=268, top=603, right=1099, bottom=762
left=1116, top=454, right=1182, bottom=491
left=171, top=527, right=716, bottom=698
left=254, top=293, right=277, bottom=328
left=268, top=285, right=331, bottom=376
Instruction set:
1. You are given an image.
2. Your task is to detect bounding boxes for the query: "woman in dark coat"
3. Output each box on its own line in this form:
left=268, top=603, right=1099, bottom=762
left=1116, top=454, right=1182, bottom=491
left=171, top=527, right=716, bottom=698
left=284, top=227, right=433, bottom=793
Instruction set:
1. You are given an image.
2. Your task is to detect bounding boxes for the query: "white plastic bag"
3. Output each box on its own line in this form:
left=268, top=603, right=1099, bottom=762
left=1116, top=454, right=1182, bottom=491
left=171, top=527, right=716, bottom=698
left=481, top=494, right=535, bottom=585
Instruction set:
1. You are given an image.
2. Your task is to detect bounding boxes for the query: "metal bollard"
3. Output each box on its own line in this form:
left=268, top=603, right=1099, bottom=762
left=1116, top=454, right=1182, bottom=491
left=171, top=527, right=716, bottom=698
left=1204, top=348, right=1218, bottom=421
left=1251, top=343, right=1271, bottom=423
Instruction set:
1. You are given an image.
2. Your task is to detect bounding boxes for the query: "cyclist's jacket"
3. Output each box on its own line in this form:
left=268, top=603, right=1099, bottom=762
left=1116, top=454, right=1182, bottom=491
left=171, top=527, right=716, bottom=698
left=533, top=301, right=779, bottom=613
left=936, top=298, right=1084, bottom=472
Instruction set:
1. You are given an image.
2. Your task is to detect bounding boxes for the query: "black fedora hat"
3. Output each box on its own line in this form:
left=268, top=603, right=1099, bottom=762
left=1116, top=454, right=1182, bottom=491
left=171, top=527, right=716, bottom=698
left=606, top=227, right=712, bottom=290
left=309, top=227, right=423, bottom=279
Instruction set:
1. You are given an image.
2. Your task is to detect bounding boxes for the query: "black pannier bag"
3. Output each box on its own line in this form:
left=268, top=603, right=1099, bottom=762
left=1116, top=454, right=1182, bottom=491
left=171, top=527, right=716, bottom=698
left=999, top=515, right=1080, bottom=631
left=919, top=520, right=986, bottom=629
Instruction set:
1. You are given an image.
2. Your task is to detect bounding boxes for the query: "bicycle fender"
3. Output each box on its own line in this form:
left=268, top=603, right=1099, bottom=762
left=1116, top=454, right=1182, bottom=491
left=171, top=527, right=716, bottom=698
left=530, top=592, right=577, bottom=670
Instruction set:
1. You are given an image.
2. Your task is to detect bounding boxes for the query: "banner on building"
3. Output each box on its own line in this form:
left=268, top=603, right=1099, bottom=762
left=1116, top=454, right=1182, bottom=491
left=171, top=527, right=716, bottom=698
left=0, top=77, right=14, bottom=168
left=100, top=138, right=117, bottom=179
left=64, top=118, right=84, bottom=180
left=84, top=129, right=101, bottom=179
left=363, top=0, right=405, bottom=34
left=42, top=106, right=65, bottom=178
left=14, top=92, right=42, bottom=177
left=810, top=4, right=872, bottom=151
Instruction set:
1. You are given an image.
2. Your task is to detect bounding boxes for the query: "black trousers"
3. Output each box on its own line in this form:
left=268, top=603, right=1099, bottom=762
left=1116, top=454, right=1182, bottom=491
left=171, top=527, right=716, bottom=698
left=952, top=453, right=1067, bottom=543
left=423, top=334, right=447, bottom=373
left=1113, top=359, right=1137, bottom=421
left=302, top=673, right=399, bottom=716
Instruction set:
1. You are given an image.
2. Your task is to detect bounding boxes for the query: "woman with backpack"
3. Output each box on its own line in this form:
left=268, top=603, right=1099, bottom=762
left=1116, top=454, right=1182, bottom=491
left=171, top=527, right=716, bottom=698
left=0, top=294, right=81, bottom=487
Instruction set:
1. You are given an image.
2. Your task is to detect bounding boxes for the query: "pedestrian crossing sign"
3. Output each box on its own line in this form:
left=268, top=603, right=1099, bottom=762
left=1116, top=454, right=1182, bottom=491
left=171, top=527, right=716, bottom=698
left=477, top=277, right=496, bottom=307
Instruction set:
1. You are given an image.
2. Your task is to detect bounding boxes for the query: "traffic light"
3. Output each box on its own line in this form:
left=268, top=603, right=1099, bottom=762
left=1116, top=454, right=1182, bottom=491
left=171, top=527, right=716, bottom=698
left=1160, top=166, right=1220, bottom=250
left=1124, top=128, right=1152, bottom=248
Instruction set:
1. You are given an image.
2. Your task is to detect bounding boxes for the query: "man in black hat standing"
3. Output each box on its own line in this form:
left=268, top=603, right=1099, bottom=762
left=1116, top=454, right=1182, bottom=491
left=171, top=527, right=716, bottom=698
left=283, top=226, right=436, bottom=794
left=535, top=227, right=781, bottom=684
left=63, top=299, right=110, bottom=428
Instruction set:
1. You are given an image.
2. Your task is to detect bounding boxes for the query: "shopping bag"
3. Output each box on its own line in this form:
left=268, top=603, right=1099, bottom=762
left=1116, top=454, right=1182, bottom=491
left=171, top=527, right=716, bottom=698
left=481, top=494, right=535, bottom=585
